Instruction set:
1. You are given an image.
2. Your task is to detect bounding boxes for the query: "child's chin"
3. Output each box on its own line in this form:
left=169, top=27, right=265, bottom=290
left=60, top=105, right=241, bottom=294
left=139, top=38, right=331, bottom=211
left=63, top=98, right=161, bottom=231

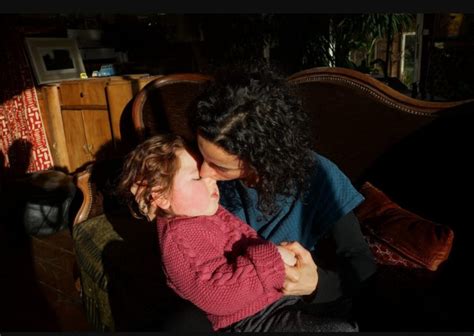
left=205, top=203, right=219, bottom=216
left=207, top=205, right=219, bottom=216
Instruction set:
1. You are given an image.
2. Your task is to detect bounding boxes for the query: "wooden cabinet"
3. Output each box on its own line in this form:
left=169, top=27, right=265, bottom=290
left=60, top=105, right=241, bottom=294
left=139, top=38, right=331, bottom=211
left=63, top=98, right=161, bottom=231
left=40, top=75, right=158, bottom=172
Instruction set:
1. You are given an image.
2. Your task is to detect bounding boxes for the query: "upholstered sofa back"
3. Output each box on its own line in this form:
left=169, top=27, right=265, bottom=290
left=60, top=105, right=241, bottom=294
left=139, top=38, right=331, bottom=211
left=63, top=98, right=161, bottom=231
left=288, top=67, right=471, bottom=184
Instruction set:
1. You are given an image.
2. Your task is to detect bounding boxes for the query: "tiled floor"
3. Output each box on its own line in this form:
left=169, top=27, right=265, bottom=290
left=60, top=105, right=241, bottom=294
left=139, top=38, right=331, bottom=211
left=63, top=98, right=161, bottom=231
left=0, top=228, right=91, bottom=331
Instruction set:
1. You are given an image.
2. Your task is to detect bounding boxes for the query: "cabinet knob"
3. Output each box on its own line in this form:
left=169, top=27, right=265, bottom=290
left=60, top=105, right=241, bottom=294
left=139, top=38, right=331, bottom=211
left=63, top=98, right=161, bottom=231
left=80, top=92, right=85, bottom=98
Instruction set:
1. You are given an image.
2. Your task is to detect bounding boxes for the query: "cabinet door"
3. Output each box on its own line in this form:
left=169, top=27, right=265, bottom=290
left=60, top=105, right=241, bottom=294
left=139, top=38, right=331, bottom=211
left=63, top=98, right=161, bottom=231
left=61, top=109, right=92, bottom=171
left=82, top=109, right=113, bottom=158
left=106, top=81, right=134, bottom=143
left=106, top=76, right=156, bottom=143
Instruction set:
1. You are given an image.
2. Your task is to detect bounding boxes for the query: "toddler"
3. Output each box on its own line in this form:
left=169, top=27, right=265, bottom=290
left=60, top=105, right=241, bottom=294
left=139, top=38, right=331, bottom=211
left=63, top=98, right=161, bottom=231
left=117, top=134, right=297, bottom=331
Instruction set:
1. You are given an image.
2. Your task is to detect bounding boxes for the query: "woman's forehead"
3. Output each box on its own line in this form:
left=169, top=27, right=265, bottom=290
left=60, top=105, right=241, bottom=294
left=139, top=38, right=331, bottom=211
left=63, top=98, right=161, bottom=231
left=197, top=134, right=239, bottom=164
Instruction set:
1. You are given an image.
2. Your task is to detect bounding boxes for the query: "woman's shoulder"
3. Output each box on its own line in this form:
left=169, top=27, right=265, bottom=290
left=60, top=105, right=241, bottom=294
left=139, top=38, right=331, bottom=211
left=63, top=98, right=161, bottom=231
left=311, top=151, right=339, bottom=170
left=310, top=151, right=351, bottom=182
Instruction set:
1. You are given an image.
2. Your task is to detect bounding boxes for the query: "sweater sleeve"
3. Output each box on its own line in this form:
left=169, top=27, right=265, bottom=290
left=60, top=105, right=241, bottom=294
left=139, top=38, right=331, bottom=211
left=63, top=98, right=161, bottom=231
left=160, top=219, right=285, bottom=316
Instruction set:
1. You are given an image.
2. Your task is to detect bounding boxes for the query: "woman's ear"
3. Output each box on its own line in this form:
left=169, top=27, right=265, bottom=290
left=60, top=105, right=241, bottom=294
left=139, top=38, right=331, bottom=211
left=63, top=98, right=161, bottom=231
left=151, top=192, right=171, bottom=211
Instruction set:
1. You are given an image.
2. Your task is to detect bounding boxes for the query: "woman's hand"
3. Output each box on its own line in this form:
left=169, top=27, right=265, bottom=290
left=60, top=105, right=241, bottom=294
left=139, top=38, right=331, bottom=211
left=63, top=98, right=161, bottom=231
left=280, top=241, right=318, bottom=296
left=130, top=183, right=157, bottom=221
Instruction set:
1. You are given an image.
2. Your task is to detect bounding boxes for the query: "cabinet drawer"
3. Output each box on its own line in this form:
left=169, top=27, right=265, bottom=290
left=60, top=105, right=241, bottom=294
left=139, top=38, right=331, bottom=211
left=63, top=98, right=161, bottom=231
left=59, top=81, right=108, bottom=107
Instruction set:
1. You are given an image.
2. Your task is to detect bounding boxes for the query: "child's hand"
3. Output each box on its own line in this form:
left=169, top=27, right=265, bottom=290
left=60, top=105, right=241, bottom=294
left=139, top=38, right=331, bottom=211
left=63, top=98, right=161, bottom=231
left=277, top=245, right=297, bottom=266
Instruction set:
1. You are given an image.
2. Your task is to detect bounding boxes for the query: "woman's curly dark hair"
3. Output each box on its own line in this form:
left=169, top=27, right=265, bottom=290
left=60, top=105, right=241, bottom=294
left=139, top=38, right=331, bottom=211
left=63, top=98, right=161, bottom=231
left=191, top=66, right=315, bottom=215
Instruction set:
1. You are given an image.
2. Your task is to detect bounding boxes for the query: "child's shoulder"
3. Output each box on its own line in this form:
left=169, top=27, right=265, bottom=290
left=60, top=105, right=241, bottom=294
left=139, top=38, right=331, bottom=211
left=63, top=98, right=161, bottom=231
left=214, top=204, right=242, bottom=222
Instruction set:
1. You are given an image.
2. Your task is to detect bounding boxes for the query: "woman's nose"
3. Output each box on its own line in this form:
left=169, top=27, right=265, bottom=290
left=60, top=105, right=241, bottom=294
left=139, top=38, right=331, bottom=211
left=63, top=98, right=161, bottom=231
left=200, top=161, right=218, bottom=179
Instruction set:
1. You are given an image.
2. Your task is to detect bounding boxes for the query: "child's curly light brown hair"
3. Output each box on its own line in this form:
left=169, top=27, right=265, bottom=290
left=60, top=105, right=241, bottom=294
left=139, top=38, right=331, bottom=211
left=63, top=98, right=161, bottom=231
left=116, top=134, right=186, bottom=218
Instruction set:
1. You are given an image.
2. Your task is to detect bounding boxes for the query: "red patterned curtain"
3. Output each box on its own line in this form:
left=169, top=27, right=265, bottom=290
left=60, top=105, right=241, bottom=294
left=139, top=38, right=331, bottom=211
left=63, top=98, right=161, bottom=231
left=0, top=26, right=53, bottom=175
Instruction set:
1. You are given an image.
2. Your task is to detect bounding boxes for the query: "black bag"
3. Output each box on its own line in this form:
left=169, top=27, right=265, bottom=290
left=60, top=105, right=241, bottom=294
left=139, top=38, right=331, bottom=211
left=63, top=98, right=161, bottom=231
left=16, top=170, right=76, bottom=236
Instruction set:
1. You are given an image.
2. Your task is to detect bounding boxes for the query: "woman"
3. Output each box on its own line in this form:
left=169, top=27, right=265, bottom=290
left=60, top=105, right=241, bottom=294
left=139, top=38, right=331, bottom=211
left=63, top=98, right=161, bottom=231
left=119, top=134, right=361, bottom=332
left=135, top=67, right=376, bottom=330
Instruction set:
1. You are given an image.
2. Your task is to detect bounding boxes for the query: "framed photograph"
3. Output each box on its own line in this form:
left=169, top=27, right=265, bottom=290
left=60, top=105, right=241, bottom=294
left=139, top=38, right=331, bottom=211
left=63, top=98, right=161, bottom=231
left=24, top=37, right=86, bottom=84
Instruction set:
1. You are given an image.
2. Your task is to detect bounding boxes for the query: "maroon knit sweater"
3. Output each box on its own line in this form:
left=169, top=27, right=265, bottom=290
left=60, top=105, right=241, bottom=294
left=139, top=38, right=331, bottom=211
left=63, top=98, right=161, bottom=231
left=156, top=205, right=285, bottom=330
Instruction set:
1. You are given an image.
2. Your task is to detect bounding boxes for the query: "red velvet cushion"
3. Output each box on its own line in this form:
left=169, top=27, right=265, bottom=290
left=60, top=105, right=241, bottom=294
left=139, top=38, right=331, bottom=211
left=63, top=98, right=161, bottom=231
left=355, top=182, right=454, bottom=271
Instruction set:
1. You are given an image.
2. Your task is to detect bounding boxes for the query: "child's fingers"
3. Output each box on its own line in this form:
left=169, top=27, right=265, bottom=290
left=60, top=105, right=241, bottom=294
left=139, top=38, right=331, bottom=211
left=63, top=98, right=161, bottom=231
left=278, top=242, right=296, bottom=255
left=281, top=241, right=312, bottom=262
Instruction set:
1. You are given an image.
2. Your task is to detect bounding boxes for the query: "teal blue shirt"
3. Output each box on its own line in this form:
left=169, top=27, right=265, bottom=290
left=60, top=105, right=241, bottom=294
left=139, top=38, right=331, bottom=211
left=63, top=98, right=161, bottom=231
left=219, top=152, right=364, bottom=250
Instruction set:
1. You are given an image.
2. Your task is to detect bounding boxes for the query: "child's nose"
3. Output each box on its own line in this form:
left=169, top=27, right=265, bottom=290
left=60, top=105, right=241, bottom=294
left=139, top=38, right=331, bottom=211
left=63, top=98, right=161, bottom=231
left=202, top=176, right=217, bottom=187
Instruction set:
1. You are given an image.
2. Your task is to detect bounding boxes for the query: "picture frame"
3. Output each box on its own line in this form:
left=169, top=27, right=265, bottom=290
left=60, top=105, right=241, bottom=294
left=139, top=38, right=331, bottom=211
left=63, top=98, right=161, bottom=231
left=24, top=37, right=86, bottom=84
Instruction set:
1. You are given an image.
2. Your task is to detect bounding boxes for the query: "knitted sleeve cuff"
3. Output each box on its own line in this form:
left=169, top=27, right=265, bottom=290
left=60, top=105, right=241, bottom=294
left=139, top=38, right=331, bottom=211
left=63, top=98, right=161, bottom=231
left=245, top=240, right=286, bottom=291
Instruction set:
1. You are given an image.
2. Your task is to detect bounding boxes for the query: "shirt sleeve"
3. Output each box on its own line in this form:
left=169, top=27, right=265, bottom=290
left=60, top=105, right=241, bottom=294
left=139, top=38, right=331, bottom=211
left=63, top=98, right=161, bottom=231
left=304, top=152, right=366, bottom=241
left=309, top=210, right=377, bottom=304
left=160, top=219, right=285, bottom=316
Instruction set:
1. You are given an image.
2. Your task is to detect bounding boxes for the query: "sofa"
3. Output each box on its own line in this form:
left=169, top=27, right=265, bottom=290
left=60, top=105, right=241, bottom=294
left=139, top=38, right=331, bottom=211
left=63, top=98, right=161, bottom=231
left=70, top=67, right=474, bottom=331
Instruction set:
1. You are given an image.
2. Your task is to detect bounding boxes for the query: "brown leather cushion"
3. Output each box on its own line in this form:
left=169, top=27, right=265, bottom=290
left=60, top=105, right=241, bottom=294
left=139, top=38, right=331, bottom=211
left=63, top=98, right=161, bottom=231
left=355, top=182, right=454, bottom=271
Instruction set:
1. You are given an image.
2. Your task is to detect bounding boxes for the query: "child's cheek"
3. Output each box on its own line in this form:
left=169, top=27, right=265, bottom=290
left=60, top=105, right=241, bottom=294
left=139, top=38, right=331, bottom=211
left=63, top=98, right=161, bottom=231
left=172, top=184, right=210, bottom=215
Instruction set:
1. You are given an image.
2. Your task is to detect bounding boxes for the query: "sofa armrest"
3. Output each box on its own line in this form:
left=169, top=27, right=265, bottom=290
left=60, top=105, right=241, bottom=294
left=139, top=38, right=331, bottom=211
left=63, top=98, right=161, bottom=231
left=73, top=164, right=95, bottom=225
left=72, top=158, right=125, bottom=226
